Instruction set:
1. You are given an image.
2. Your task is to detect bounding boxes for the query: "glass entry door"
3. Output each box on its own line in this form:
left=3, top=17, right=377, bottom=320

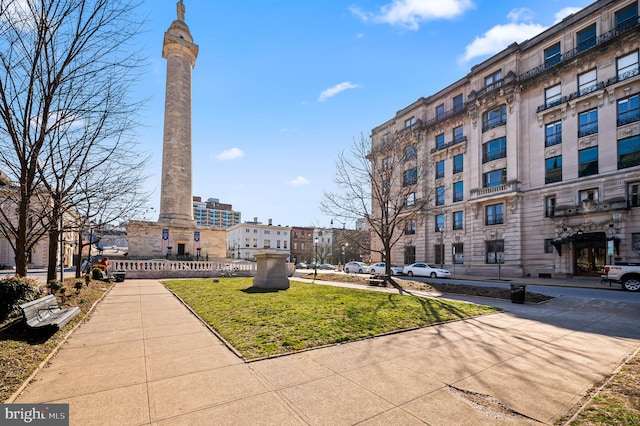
left=574, top=241, right=605, bottom=276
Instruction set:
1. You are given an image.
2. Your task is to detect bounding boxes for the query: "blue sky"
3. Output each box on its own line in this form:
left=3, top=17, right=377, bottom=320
left=133, top=0, right=590, bottom=228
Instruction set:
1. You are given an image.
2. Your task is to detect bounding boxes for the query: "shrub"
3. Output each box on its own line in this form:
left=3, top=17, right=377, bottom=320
left=0, top=276, right=43, bottom=322
left=48, top=280, right=63, bottom=294
left=74, top=282, right=83, bottom=293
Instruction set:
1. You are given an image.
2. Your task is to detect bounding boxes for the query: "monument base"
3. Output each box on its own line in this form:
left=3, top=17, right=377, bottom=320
left=127, top=220, right=226, bottom=259
left=253, top=251, right=290, bottom=290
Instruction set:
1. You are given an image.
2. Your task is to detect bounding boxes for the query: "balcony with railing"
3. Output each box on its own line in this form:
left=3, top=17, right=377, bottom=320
left=618, top=109, right=640, bottom=127
left=431, top=135, right=467, bottom=154
left=520, top=17, right=640, bottom=83
left=422, top=104, right=466, bottom=130
left=470, top=180, right=519, bottom=199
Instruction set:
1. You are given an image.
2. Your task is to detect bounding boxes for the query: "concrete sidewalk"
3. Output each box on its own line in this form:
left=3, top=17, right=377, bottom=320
left=11, top=279, right=640, bottom=425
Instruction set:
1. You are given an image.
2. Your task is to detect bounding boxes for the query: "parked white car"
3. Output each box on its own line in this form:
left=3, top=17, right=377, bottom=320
left=403, top=263, right=451, bottom=278
left=343, top=261, right=369, bottom=274
left=370, top=262, right=404, bottom=276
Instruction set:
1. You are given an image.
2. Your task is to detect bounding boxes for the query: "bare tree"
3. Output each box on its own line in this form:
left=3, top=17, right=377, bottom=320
left=321, top=131, right=434, bottom=276
left=0, top=0, right=146, bottom=277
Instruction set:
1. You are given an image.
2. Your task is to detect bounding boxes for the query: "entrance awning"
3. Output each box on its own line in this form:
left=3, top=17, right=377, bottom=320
left=552, top=232, right=620, bottom=256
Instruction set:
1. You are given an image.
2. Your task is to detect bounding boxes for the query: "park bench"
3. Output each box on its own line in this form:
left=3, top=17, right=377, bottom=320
left=20, top=295, right=80, bottom=330
left=368, top=274, right=389, bottom=285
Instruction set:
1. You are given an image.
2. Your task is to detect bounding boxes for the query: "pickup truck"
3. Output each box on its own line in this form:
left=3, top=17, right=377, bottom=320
left=601, top=264, right=640, bottom=292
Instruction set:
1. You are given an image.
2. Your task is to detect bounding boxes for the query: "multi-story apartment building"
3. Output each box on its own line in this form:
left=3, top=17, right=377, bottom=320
left=226, top=218, right=290, bottom=261
left=192, top=196, right=241, bottom=229
left=371, top=0, right=640, bottom=278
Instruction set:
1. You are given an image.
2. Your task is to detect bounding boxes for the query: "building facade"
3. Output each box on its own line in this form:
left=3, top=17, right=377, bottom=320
left=193, top=196, right=241, bottom=228
left=226, top=219, right=291, bottom=261
left=371, top=0, right=640, bottom=278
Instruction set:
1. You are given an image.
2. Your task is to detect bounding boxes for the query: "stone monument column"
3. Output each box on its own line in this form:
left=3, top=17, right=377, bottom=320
left=158, top=0, right=199, bottom=227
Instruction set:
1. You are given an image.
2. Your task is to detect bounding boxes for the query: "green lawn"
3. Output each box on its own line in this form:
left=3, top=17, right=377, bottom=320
left=163, top=278, right=500, bottom=359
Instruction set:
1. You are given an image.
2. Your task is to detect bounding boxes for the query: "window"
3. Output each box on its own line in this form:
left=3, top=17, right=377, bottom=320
left=453, top=181, right=463, bottom=202
left=545, top=84, right=562, bottom=107
left=277, top=240, right=281, bottom=249
left=453, top=125, right=464, bottom=143
left=628, top=182, right=640, bottom=207
left=615, top=3, right=638, bottom=31
left=578, top=69, right=597, bottom=96
left=453, top=243, right=464, bottom=264
left=453, top=154, right=464, bottom=174
left=245, top=238, right=250, bottom=247
left=545, top=120, right=562, bottom=147
left=405, top=144, right=417, bottom=160
left=485, top=70, right=502, bottom=88
left=403, top=168, right=417, bottom=186
left=578, top=146, right=598, bottom=177
left=618, top=135, right=640, bottom=169
left=483, top=168, right=506, bottom=188
left=404, top=246, right=416, bottom=265
left=544, top=42, right=561, bottom=68
left=263, top=239, right=271, bottom=248
left=284, top=241, right=287, bottom=249
left=435, top=133, right=445, bottom=149
left=436, top=186, right=445, bottom=206
left=453, top=211, right=463, bottom=230
left=545, top=156, right=562, bottom=184
left=435, top=214, right=445, bottom=232
left=579, top=188, right=599, bottom=203
left=406, top=192, right=416, bottom=207
left=383, top=178, right=390, bottom=192
left=435, top=243, right=445, bottom=265
left=617, top=51, right=639, bottom=81
left=404, top=117, right=415, bottom=129
left=486, top=240, right=504, bottom=264
left=483, top=137, right=506, bottom=163
left=617, top=94, right=640, bottom=126
left=435, top=104, right=445, bottom=119
left=578, top=108, right=598, bottom=137
left=253, top=238, right=258, bottom=247
left=485, top=203, right=504, bottom=226
left=453, top=94, right=463, bottom=111
left=577, top=24, right=596, bottom=53
left=382, top=156, right=392, bottom=170
left=544, top=239, right=555, bottom=254
left=545, top=196, right=556, bottom=217
left=482, top=105, right=506, bottom=132
left=405, top=219, right=416, bottom=235
left=435, top=160, right=445, bottom=179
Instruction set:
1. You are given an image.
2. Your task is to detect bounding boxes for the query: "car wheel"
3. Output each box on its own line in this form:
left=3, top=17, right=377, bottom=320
left=407, top=271, right=413, bottom=277
left=430, top=272, right=437, bottom=278
left=345, top=268, right=350, bottom=273
left=357, top=268, right=363, bottom=273
left=622, top=276, right=640, bottom=292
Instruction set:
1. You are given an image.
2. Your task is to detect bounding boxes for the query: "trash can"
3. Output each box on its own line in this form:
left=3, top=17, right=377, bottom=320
left=112, top=271, right=126, bottom=282
left=510, top=284, right=526, bottom=304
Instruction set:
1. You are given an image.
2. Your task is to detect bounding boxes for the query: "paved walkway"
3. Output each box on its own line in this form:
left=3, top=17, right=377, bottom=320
left=11, top=279, right=640, bottom=425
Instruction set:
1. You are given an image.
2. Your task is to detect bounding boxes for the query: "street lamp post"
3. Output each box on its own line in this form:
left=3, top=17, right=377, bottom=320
left=331, top=219, right=346, bottom=229
left=313, top=237, right=319, bottom=282
left=439, top=226, right=444, bottom=269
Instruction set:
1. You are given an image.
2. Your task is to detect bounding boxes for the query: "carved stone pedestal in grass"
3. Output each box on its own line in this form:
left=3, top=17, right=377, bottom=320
left=253, top=252, right=290, bottom=290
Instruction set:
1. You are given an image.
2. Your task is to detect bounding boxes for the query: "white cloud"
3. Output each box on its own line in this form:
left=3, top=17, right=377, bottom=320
left=554, top=7, right=583, bottom=24
left=318, top=82, right=360, bottom=102
left=288, top=176, right=310, bottom=186
left=351, top=0, right=474, bottom=30
left=459, top=8, right=548, bottom=64
left=215, top=148, right=244, bottom=161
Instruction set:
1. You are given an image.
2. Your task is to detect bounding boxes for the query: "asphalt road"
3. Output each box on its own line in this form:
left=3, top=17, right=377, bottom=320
left=402, top=275, right=640, bottom=302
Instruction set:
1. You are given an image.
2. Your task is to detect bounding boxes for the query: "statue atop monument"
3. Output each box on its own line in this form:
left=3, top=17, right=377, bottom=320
left=177, top=1, right=185, bottom=21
